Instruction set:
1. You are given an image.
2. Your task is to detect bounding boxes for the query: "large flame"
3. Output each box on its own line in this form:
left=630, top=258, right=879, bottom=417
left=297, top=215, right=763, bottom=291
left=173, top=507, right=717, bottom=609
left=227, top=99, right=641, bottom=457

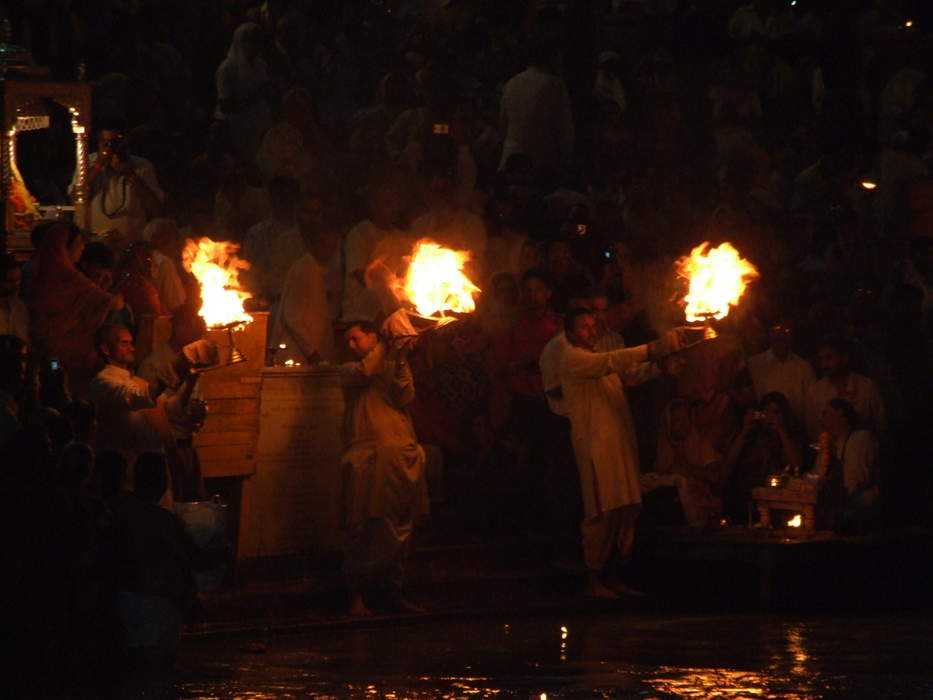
left=183, top=237, right=253, bottom=328
left=677, top=242, right=759, bottom=323
left=402, top=239, right=480, bottom=317
left=787, top=514, right=802, bottom=528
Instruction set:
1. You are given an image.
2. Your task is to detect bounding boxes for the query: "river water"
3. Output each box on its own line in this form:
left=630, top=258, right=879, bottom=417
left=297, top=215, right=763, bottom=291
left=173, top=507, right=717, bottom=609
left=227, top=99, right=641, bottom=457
left=176, top=610, right=933, bottom=698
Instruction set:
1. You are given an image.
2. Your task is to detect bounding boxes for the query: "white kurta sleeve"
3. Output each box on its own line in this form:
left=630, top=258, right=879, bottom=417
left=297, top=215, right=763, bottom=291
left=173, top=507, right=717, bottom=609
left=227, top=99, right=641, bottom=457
left=843, top=430, right=878, bottom=495
left=562, top=344, right=649, bottom=379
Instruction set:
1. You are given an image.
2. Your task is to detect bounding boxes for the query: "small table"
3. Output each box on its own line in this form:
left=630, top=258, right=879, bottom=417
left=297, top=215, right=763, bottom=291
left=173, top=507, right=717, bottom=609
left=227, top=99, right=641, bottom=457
left=752, top=483, right=818, bottom=532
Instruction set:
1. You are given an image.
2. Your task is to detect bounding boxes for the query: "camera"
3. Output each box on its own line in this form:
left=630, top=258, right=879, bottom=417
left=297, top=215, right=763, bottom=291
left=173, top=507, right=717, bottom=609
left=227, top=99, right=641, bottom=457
left=603, top=247, right=613, bottom=260
left=101, top=134, right=130, bottom=162
left=49, top=359, right=61, bottom=372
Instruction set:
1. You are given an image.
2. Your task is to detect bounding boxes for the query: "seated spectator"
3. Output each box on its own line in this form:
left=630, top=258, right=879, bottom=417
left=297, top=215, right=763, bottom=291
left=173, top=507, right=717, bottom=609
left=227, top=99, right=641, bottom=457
left=747, top=319, right=815, bottom=422
left=641, top=398, right=723, bottom=527
left=142, top=218, right=188, bottom=314
left=723, top=392, right=806, bottom=524
left=113, top=452, right=197, bottom=676
left=26, top=222, right=122, bottom=399
left=0, top=255, right=28, bottom=343
left=805, top=334, right=885, bottom=440
left=815, top=398, right=880, bottom=532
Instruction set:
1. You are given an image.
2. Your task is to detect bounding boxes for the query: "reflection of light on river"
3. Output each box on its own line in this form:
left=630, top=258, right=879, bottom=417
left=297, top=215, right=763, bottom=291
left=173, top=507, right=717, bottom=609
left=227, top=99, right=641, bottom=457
left=560, top=625, right=569, bottom=662
left=786, top=623, right=810, bottom=676
left=645, top=667, right=820, bottom=699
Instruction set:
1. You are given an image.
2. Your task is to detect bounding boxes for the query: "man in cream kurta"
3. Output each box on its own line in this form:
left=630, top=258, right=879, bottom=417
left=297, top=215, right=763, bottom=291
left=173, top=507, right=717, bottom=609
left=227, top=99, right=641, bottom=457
left=561, top=309, right=688, bottom=598
left=339, top=318, right=429, bottom=617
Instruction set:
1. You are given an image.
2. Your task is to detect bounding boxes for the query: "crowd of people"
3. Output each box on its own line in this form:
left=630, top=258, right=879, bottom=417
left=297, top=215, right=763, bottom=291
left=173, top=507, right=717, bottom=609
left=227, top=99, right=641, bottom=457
left=4, top=0, right=933, bottom=696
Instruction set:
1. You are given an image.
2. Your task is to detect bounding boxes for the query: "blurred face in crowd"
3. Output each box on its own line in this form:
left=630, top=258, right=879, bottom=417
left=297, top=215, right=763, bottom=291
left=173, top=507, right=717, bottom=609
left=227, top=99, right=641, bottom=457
left=548, top=241, right=573, bottom=276
left=518, top=241, right=540, bottom=273
left=818, top=344, right=848, bottom=379
left=2, top=265, right=21, bottom=297
left=768, top=322, right=792, bottom=359
left=762, top=400, right=785, bottom=431
left=492, top=274, right=519, bottom=308
left=84, top=263, right=113, bottom=291
left=101, top=326, right=136, bottom=368
left=522, top=276, right=551, bottom=312
left=821, top=404, right=848, bottom=439
left=590, top=294, right=610, bottom=334
left=97, top=129, right=122, bottom=155
left=346, top=325, right=378, bottom=359
left=567, top=312, right=598, bottom=351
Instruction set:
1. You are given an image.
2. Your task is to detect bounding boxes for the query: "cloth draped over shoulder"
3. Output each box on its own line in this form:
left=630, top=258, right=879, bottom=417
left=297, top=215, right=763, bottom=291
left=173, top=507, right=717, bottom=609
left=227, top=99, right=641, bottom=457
left=27, top=225, right=113, bottom=396
left=340, top=340, right=428, bottom=527
left=560, top=342, right=649, bottom=519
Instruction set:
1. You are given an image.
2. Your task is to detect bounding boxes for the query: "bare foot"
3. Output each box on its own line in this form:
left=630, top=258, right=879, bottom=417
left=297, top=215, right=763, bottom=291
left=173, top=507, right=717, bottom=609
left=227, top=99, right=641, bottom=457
left=584, top=580, right=619, bottom=599
left=387, top=594, right=427, bottom=614
left=348, top=592, right=373, bottom=618
left=609, top=581, right=646, bottom=598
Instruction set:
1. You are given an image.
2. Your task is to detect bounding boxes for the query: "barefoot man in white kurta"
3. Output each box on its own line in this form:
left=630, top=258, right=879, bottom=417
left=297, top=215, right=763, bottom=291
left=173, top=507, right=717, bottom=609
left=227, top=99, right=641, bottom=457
left=561, top=309, right=690, bottom=598
left=340, top=318, right=429, bottom=617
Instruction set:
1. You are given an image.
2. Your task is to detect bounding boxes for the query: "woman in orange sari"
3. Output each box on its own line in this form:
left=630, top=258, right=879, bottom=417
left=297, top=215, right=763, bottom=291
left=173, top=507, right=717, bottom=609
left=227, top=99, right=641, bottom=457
left=27, top=222, right=121, bottom=398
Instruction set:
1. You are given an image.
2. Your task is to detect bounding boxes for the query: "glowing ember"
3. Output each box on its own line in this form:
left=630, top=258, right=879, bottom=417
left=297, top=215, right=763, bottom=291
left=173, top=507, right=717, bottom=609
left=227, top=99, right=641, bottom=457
left=677, top=242, right=759, bottom=323
left=183, top=238, right=253, bottom=328
left=402, top=239, right=480, bottom=318
left=787, top=514, right=802, bottom=528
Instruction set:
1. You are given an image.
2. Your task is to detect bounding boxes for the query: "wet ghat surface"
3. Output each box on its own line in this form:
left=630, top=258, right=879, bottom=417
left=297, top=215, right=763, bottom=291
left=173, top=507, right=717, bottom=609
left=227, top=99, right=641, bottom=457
left=176, top=611, right=933, bottom=699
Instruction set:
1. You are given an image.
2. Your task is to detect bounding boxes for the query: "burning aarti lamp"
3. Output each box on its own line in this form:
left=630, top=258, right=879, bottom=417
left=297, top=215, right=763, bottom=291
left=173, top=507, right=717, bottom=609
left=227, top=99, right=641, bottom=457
left=392, top=238, right=481, bottom=338
left=677, top=241, right=759, bottom=341
left=184, top=237, right=254, bottom=370
left=197, top=321, right=248, bottom=372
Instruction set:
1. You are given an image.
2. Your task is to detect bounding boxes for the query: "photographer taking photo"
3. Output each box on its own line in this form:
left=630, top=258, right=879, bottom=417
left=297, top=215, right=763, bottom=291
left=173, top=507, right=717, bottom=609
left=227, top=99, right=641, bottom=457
left=71, top=116, right=164, bottom=246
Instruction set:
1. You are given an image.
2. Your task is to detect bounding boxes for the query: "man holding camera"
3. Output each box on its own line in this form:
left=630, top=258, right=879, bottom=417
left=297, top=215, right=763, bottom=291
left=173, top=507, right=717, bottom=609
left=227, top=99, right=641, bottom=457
left=74, top=118, right=164, bottom=245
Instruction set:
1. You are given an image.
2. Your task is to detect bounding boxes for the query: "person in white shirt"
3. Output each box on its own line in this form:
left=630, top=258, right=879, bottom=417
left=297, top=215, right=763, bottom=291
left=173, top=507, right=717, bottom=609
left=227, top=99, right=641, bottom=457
left=256, top=87, right=318, bottom=188
left=747, top=320, right=815, bottom=423
left=141, top=219, right=188, bottom=314
left=73, top=119, right=164, bottom=244
left=498, top=40, right=574, bottom=175
left=817, top=398, right=880, bottom=531
left=241, top=176, right=305, bottom=304
left=560, top=308, right=691, bottom=598
left=805, top=335, right=885, bottom=440
left=88, top=324, right=216, bottom=469
left=342, top=174, right=409, bottom=317
left=271, top=213, right=339, bottom=365
left=0, top=255, right=28, bottom=344
left=137, top=304, right=211, bottom=502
